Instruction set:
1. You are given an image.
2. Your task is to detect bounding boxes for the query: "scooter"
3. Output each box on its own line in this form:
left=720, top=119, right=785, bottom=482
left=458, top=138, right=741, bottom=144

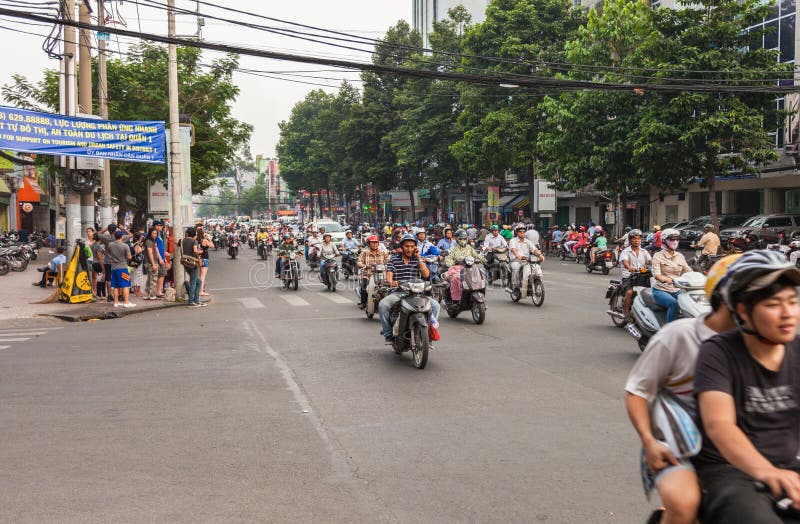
left=257, top=239, right=270, bottom=260
left=585, top=248, right=615, bottom=275
left=558, top=239, right=579, bottom=262
left=228, top=236, right=239, bottom=259
left=627, top=271, right=709, bottom=351
left=387, top=279, right=434, bottom=369
left=605, top=269, right=651, bottom=328
left=281, top=251, right=301, bottom=290
left=506, top=254, right=545, bottom=306
left=440, top=256, right=487, bottom=324
left=486, top=246, right=511, bottom=286
left=356, top=263, right=390, bottom=319
left=341, top=248, right=358, bottom=280
left=248, top=232, right=256, bottom=249
left=320, top=252, right=339, bottom=292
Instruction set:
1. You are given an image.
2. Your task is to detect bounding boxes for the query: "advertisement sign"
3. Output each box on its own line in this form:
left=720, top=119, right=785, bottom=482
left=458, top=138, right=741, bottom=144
left=533, top=180, right=557, bottom=213
left=487, top=185, right=500, bottom=208
left=389, top=190, right=418, bottom=208
left=0, top=105, right=165, bottom=164
left=148, top=181, right=170, bottom=214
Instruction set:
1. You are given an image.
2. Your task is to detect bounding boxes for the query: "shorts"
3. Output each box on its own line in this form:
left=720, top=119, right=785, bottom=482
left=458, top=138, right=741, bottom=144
left=92, top=262, right=102, bottom=273
left=110, top=268, right=131, bottom=289
left=202, top=258, right=209, bottom=268
left=157, top=264, right=167, bottom=277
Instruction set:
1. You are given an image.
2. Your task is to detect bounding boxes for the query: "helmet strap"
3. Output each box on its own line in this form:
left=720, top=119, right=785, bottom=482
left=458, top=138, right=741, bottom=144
left=733, top=311, right=782, bottom=346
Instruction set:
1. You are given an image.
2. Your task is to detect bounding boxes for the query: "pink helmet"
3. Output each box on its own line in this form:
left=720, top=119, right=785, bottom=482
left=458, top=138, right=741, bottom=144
left=595, top=226, right=603, bottom=232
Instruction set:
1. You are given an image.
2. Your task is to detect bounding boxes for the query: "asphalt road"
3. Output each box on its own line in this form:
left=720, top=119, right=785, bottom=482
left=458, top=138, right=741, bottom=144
left=0, top=246, right=653, bottom=523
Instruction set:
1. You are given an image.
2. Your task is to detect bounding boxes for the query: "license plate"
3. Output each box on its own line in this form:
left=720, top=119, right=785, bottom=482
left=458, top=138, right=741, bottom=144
left=605, top=261, right=613, bottom=268
left=627, top=324, right=642, bottom=339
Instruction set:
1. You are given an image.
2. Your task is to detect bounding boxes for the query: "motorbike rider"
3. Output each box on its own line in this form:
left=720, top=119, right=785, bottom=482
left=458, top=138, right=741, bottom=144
left=507, top=225, right=544, bottom=294
left=563, top=226, right=579, bottom=254
left=589, top=227, right=608, bottom=265
left=416, top=228, right=441, bottom=280
left=275, top=233, right=298, bottom=277
left=306, top=229, right=322, bottom=266
left=443, top=230, right=486, bottom=301
left=619, top=229, right=653, bottom=320
left=691, top=224, right=721, bottom=259
left=652, top=228, right=693, bottom=323
left=482, top=225, right=508, bottom=270
left=437, top=226, right=456, bottom=252
left=342, top=230, right=360, bottom=251
left=694, top=250, right=800, bottom=523
left=356, top=235, right=389, bottom=309
left=573, top=226, right=589, bottom=254
left=625, top=255, right=740, bottom=524
left=318, top=232, right=340, bottom=282
left=379, top=234, right=440, bottom=345
left=647, top=225, right=663, bottom=254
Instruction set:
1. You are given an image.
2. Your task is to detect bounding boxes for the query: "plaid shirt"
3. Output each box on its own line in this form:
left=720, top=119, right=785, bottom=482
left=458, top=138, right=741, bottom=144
left=357, top=249, right=389, bottom=278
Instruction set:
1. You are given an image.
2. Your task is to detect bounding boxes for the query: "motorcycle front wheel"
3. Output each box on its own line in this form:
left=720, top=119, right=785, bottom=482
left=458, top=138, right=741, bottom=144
left=602, top=264, right=610, bottom=275
left=292, top=276, right=299, bottom=291
left=411, top=324, right=429, bottom=369
left=531, top=278, right=545, bottom=307
left=15, top=257, right=29, bottom=271
left=0, top=260, right=9, bottom=276
left=471, top=302, right=486, bottom=324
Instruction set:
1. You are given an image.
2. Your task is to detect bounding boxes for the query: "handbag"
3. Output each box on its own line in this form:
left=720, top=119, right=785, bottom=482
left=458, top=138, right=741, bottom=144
left=180, top=254, right=198, bottom=269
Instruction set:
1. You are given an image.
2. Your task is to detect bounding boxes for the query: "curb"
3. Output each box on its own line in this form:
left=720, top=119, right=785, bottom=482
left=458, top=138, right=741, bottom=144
left=38, top=298, right=212, bottom=322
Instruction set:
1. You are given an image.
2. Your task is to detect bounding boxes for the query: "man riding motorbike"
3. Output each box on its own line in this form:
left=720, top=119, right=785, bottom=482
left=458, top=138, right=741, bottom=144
left=379, top=234, right=440, bottom=345
left=619, top=229, right=652, bottom=320
left=444, top=230, right=485, bottom=302
left=416, top=228, right=440, bottom=281
left=482, top=225, right=508, bottom=267
left=507, top=225, right=544, bottom=294
left=275, top=233, right=297, bottom=277
left=356, top=235, right=389, bottom=308
left=437, top=226, right=456, bottom=252
left=306, top=229, right=322, bottom=266
left=342, top=230, right=360, bottom=251
left=318, top=232, right=340, bottom=282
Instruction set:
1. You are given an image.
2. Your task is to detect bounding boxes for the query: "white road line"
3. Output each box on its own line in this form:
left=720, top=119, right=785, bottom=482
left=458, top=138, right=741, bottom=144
left=318, top=293, right=352, bottom=304
left=0, top=338, right=31, bottom=342
left=0, top=327, right=62, bottom=332
left=239, top=297, right=265, bottom=309
left=0, top=346, right=10, bottom=350
left=279, top=295, right=310, bottom=307
left=0, top=332, right=49, bottom=336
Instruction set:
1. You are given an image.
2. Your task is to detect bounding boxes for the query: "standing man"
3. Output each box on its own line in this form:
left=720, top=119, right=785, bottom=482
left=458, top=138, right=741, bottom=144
left=182, top=227, right=204, bottom=307
left=107, top=229, right=135, bottom=308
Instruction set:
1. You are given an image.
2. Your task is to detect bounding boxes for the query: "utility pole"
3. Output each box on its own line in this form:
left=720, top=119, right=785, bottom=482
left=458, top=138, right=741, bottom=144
left=78, top=0, right=94, bottom=235
left=97, top=0, right=113, bottom=227
left=168, top=0, right=185, bottom=299
left=63, top=0, right=80, bottom=256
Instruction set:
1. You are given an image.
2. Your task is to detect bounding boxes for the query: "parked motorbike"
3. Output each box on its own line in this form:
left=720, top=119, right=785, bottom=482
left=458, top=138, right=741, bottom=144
left=440, top=256, right=487, bottom=324
left=387, top=279, right=434, bottom=369
left=585, top=248, right=615, bottom=275
left=228, top=236, right=240, bottom=259
left=341, top=248, right=358, bottom=280
left=281, top=251, right=301, bottom=290
left=356, top=263, right=390, bottom=319
left=320, top=252, right=339, bottom=292
left=506, top=254, right=544, bottom=306
left=0, top=245, right=29, bottom=272
left=486, top=246, right=511, bottom=286
left=627, top=271, right=709, bottom=351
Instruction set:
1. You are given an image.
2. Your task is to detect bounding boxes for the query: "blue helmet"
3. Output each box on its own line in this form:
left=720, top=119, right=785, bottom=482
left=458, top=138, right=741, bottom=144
left=400, top=234, right=417, bottom=245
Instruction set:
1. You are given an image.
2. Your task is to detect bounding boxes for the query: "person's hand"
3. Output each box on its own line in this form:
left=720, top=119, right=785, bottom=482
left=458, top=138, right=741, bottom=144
left=643, top=438, right=679, bottom=472
left=755, top=467, right=800, bottom=508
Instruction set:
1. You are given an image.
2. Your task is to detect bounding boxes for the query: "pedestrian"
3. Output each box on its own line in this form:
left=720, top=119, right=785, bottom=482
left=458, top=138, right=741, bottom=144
left=143, top=228, right=160, bottom=300
left=130, top=231, right=145, bottom=297
left=107, top=229, right=136, bottom=308
left=152, top=221, right=167, bottom=298
left=197, top=225, right=214, bottom=296
left=88, top=229, right=104, bottom=297
left=182, top=227, right=205, bottom=307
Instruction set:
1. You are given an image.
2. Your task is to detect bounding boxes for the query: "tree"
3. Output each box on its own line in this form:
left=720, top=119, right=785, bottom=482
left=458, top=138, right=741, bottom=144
left=2, top=42, right=253, bottom=226
left=632, top=0, right=791, bottom=230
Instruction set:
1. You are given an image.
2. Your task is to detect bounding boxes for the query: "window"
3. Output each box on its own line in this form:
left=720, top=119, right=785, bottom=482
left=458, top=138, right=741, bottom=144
left=769, top=216, right=793, bottom=227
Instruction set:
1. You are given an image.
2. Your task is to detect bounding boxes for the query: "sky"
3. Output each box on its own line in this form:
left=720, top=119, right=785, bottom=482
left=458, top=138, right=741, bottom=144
left=0, top=0, right=412, bottom=159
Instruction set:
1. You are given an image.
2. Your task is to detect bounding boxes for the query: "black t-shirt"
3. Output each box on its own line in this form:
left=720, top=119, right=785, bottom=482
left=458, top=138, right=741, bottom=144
left=694, top=330, right=800, bottom=468
left=182, top=238, right=198, bottom=258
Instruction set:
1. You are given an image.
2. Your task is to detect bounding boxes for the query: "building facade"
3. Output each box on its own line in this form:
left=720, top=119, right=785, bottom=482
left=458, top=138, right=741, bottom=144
left=413, top=0, right=489, bottom=47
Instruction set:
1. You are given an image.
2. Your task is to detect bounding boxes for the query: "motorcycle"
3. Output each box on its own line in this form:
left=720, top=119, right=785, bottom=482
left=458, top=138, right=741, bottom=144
left=356, top=263, right=390, bottom=319
left=341, top=248, right=359, bottom=280
left=387, top=279, right=434, bottom=369
left=257, top=239, right=270, bottom=260
left=0, top=245, right=29, bottom=272
left=557, top=239, right=579, bottom=262
left=248, top=232, right=256, bottom=249
left=506, top=254, right=545, bottom=306
left=320, top=252, right=339, bottom=292
left=228, top=236, right=239, bottom=259
left=627, top=271, right=709, bottom=351
left=605, top=269, right=650, bottom=328
left=486, top=246, right=511, bottom=287
left=585, top=248, right=615, bottom=275
left=281, top=251, right=301, bottom=290
left=440, top=256, right=487, bottom=324
left=688, top=249, right=724, bottom=274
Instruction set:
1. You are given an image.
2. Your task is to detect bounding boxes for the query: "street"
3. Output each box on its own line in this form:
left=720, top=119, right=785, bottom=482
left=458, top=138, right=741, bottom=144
left=0, top=248, right=651, bottom=523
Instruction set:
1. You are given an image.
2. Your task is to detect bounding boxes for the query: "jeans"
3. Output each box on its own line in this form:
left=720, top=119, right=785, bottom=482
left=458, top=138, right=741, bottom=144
left=359, top=277, right=368, bottom=305
left=653, top=288, right=682, bottom=323
left=698, top=463, right=800, bottom=524
left=379, top=292, right=440, bottom=338
left=187, top=267, right=201, bottom=304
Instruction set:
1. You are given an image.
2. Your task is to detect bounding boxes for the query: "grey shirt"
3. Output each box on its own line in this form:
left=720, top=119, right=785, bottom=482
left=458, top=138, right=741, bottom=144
left=106, top=241, right=131, bottom=271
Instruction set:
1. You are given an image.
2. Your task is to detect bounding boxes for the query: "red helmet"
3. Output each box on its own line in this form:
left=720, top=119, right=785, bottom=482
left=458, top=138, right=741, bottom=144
left=366, top=235, right=379, bottom=243
left=579, top=226, right=587, bottom=232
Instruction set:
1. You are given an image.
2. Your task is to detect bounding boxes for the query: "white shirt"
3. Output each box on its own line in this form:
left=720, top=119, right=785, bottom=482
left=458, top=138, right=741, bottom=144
left=509, top=237, right=537, bottom=261
left=483, top=233, right=508, bottom=250
left=525, top=229, right=540, bottom=248
left=619, top=245, right=652, bottom=278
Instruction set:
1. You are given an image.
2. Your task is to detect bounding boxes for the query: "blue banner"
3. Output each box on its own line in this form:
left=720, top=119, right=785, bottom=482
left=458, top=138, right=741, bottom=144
left=0, top=105, right=165, bottom=164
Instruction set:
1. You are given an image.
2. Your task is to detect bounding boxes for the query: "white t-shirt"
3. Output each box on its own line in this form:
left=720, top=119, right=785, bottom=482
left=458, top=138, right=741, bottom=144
left=619, top=246, right=652, bottom=278
left=509, top=237, right=537, bottom=261
left=483, top=233, right=508, bottom=250
left=525, top=229, right=540, bottom=248
left=625, top=315, right=716, bottom=413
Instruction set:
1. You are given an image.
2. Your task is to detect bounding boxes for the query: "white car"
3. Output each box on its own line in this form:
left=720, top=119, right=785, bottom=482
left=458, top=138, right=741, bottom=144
left=313, top=221, right=348, bottom=245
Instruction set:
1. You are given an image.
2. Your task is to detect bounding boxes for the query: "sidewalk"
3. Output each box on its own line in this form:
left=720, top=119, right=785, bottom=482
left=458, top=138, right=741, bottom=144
left=0, top=258, right=187, bottom=321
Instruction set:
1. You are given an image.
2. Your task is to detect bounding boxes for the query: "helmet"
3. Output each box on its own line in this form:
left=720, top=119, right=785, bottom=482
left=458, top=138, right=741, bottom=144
left=595, top=226, right=603, bottom=232
left=428, top=223, right=434, bottom=228
left=366, top=235, right=379, bottom=243
left=653, top=225, right=661, bottom=231
left=579, top=226, right=586, bottom=232
left=490, top=225, right=499, bottom=231
left=283, top=233, right=292, bottom=239
left=629, top=229, right=643, bottom=238
left=662, top=228, right=680, bottom=240
left=323, top=233, right=332, bottom=239
left=515, top=225, right=526, bottom=232
left=415, top=228, right=426, bottom=236
left=455, top=230, right=468, bottom=240
left=703, top=223, right=714, bottom=231
left=719, top=250, right=800, bottom=310
left=705, top=254, right=744, bottom=301
left=400, top=234, right=417, bottom=245
left=625, top=226, right=632, bottom=232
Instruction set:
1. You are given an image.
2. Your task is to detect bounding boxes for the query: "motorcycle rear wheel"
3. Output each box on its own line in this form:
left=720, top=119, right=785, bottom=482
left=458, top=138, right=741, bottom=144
left=471, top=302, right=486, bottom=324
left=585, top=264, right=593, bottom=273
left=602, top=264, right=610, bottom=275
left=411, top=324, right=429, bottom=369
left=292, top=276, right=299, bottom=291
left=447, top=305, right=459, bottom=319
left=0, top=260, right=9, bottom=276
left=610, top=289, right=627, bottom=328
left=531, top=278, right=545, bottom=307
left=14, top=258, right=29, bottom=272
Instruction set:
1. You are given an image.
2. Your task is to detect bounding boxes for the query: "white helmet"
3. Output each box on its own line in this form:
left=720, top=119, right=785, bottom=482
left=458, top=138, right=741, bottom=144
left=662, top=228, right=680, bottom=240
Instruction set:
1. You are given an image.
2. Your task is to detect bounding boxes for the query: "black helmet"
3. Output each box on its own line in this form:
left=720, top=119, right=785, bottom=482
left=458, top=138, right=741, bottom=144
left=455, top=230, right=468, bottom=240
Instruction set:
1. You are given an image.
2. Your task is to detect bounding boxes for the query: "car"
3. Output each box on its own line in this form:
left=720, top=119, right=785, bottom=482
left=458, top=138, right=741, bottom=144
left=678, top=214, right=750, bottom=247
left=312, top=220, right=348, bottom=245
left=721, top=214, right=800, bottom=250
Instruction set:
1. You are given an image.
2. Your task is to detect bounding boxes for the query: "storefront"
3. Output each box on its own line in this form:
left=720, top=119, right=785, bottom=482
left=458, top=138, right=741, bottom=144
left=16, top=174, right=45, bottom=232
left=0, top=178, right=10, bottom=231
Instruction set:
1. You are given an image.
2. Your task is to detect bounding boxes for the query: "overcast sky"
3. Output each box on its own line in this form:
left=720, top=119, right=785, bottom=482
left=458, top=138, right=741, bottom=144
left=0, top=0, right=411, bottom=159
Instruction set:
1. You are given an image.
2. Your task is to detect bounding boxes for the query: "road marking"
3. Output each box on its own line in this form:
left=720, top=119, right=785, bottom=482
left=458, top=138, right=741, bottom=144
left=0, top=332, right=49, bottom=336
left=239, top=297, right=265, bottom=309
left=0, top=338, right=31, bottom=342
left=279, top=295, right=310, bottom=307
left=0, top=346, right=9, bottom=350
left=318, top=292, right=351, bottom=304
left=0, top=327, right=62, bottom=332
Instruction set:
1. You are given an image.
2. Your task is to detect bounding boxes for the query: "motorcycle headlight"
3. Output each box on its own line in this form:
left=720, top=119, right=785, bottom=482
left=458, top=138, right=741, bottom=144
left=408, top=281, right=426, bottom=293
left=464, top=255, right=475, bottom=266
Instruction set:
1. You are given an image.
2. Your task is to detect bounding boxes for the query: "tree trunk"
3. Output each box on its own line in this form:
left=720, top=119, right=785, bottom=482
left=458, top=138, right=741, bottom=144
left=464, top=182, right=473, bottom=224
left=406, top=175, right=416, bottom=222
left=527, top=160, right=536, bottom=223
left=326, top=191, right=332, bottom=218
left=616, top=193, right=623, bottom=240
left=707, top=164, right=719, bottom=233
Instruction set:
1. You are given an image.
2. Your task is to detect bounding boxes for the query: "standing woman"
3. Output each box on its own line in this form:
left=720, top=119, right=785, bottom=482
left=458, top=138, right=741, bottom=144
left=87, top=228, right=103, bottom=298
left=197, top=226, right=214, bottom=296
left=130, top=231, right=146, bottom=297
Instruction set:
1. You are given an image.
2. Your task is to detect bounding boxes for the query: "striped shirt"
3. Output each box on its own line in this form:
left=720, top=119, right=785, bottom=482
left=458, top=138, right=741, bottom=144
left=387, top=253, right=421, bottom=283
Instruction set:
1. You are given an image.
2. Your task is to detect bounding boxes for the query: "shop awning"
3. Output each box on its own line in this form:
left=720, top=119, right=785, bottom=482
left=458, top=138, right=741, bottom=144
left=0, top=178, right=9, bottom=196
left=17, top=176, right=43, bottom=202
left=498, top=195, right=517, bottom=208
left=513, top=196, right=531, bottom=210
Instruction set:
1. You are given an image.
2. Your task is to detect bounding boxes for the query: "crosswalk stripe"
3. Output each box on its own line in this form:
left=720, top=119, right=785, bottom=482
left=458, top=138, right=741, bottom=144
left=0, top=327, right=62, bottom=333
left=0, top=338, right=31, bottom=342
left=279, top=295, right=310, bottom=307
left=318, top=293, right=352, bottom=304
left=239, top=297, right=265, bottom=309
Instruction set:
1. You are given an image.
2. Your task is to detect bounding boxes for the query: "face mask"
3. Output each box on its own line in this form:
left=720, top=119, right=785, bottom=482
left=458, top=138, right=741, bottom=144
left=457, top=239, right=468, bottom=247
left=666, top=239, right=679, bottom=250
